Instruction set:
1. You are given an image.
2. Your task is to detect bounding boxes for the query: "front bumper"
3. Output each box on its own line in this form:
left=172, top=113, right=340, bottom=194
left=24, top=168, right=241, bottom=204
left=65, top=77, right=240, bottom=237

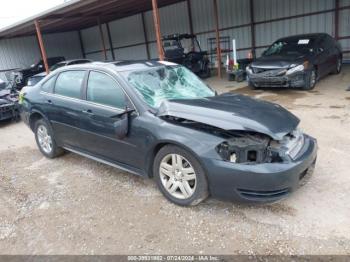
left=0, top=104, right=18, bottom=121
left=248, top=71, right=306, bottom=88
left=203, top=135, right=317, bottom=203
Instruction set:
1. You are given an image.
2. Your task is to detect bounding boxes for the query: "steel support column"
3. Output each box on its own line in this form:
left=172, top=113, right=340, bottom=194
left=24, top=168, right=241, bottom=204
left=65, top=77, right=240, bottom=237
left=34, top=20, right=49, bottom=74
left=335, top=0, right=340, bottom=39
left=141, top=12, right=151, bottom=60
left=152, top=0, right=164, bottom=60
left=213, top=0, right=222, bottom=78
left=106, top=22, right=116, bottom=60
left=78, top=30, right=86, bottom=58
left=250, top=0, right=256, bottom=58
left=97, top=17, right=108, bottom=61
left=187, top=0, right=194, bottom=35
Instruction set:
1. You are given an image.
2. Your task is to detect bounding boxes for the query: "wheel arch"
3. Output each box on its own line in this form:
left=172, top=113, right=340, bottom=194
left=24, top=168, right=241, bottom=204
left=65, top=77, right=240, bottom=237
left=29, top=110, right=48, bottom=131
left=145, top=140, right=209, bottom=179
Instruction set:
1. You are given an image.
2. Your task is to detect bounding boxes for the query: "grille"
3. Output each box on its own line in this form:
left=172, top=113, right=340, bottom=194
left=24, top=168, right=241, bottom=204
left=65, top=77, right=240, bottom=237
left=237, top=188, right=290, bottom=200
left=252, top=67, right=268, bottom=74
left=252, top=67, right=287, bottom=77
left=0, top=105, right=12, bottom=112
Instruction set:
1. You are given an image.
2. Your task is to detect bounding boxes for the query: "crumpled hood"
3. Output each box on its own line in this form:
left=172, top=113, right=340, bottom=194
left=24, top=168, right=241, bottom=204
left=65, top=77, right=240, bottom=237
left=157, top=94, right=300, bottom=140
left=252, top=54, right=307, bottom=69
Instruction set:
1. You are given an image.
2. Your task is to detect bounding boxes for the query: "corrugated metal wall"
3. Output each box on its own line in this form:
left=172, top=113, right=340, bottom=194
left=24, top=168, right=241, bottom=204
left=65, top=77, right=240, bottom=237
left=1, top=0, right=350, bottom=77
left=0, top=31, right=82, bottom=80
left=80, top=0, right=349, bottom=62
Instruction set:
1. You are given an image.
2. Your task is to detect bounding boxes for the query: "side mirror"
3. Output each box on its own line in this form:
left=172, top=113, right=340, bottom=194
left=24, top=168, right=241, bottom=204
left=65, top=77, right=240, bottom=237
left=317, top=47, right=324, bottom=54
left=112, top=107, right=135, bottom=139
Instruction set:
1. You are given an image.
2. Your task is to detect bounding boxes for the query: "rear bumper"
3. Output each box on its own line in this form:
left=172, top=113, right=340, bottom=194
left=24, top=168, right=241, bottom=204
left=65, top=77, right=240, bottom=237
left=248, top=72, right=306, bottom=88
left=203, top=135, right=318, bottom=203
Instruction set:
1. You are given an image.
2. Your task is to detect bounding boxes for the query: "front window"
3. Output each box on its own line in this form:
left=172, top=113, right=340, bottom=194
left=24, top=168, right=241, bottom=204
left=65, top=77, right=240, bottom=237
left=87, top=71, right=126, bottom=109
left=122, top=65, right=215, bottom=108
left=264, top=38, right=315, bottom=56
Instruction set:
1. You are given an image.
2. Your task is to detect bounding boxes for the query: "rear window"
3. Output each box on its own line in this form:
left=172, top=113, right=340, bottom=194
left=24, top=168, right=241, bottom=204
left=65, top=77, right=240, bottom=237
left=55, top=71, right=85, bottom=99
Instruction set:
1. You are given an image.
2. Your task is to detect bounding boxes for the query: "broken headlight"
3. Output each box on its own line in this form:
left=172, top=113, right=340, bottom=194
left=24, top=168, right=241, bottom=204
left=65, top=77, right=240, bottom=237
left=216, top=133, right=271, bottom=164
left=286, top=61, right=309, bottom=75
left=216, top=130, right=305, bottom=164
left=270, top=129, right=305, bottom=160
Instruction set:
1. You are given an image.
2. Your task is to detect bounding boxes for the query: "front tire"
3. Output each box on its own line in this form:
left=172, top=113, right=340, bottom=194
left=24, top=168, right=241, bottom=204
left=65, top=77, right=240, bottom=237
left=34, top=119, right=64, bottom=158
left=303, top=68, right=317, bottom=90
left=154, top=145, right=209, bottom=206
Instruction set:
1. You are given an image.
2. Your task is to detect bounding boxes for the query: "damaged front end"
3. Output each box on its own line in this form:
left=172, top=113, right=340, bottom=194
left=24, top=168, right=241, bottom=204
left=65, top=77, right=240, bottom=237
left=157, top=94, right=306, bottom=165
left=162, top=114, right=304, bottom=165
left=216, top=129, right=305, bottom=164
left=0, top=81, right=20, bottom=121
left=247, top=65, right=307, bottom=88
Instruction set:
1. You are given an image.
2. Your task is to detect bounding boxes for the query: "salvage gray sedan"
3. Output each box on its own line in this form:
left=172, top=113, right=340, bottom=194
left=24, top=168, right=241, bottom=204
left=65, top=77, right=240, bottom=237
left=20, top=61, right=317, bottom=206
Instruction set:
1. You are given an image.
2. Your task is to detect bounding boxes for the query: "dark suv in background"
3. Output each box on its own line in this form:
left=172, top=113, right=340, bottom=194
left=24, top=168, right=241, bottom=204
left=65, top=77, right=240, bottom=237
left=14, top=56, right=65, bottom=89
left=26, top=59, right=92, bottom=87
left=246, top=33, right=343, bottom=90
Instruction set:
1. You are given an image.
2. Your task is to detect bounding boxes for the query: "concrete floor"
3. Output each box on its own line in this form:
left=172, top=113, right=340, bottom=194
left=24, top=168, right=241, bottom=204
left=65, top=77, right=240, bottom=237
left=0, top=67, right=350, bottom=255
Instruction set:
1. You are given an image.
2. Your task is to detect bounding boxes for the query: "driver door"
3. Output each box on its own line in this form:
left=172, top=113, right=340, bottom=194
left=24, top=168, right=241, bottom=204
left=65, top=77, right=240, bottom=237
left=78, top=71, right=138, bottom=167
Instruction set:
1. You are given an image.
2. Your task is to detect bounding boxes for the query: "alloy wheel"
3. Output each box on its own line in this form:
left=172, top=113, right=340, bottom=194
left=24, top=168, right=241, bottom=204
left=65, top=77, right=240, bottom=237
left=159, top=154, right=197, bottom=200
left=37, top=125, right=53, bottom=154
left=337, top=59, right=342, bottom=72
left=310, top=70, right=316, bottom=87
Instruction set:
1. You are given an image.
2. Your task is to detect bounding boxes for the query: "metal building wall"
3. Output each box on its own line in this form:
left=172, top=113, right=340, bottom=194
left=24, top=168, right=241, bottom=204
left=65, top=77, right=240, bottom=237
left=339, top=0, right=350, bottom=56
left=144, top=1, right=191, bottom=59
left=78, top=0, right=349, bottom=62
left=0, top=31, right=82, bottom=80
left=191, top=0, right=252, bottom=60
left=81, top=24, right=113, bottom=61
left=1, top=0, right=349, bottom=77
left=254, top=0, right=335, bottom=56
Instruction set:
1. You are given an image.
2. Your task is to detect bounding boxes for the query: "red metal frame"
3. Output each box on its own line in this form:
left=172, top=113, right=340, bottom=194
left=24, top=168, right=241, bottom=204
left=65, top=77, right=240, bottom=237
left=34, top=20, right=50, bottom=74
left=152, top=0, right=165, bottom=60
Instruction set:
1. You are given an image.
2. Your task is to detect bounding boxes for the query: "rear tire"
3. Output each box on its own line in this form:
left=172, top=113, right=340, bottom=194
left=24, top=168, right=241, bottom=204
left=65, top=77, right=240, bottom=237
left=34, top=119, right=64, bottom=159
left=154, top=145, right=209, bottom=206
left=302, top=68, right=317, bottom=90
left=333, top=57, right=342, bottom=74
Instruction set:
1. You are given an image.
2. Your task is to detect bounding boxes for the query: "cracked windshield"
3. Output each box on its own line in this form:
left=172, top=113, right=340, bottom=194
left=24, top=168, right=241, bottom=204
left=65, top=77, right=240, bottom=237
left=123, top=65, right=215, bottom=108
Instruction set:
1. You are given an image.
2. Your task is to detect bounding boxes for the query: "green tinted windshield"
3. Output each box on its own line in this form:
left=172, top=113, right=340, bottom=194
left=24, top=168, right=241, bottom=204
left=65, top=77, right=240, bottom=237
left=122, top=65, right=215, bottom=108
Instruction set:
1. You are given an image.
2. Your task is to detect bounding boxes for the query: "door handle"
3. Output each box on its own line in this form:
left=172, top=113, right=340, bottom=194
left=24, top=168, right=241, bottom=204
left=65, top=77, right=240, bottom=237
left=47, top=99, right=53, bottom=104
left=82, top=109, right=94, bottom=116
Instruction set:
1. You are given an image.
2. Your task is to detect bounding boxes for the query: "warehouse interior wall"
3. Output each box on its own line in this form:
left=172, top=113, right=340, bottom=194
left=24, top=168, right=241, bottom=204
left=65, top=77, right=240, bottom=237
left=81, top=0, right=350, bottom=63
left=0, top=31, right=82, bottom=80
left=0, top=0, right=349, bottom=78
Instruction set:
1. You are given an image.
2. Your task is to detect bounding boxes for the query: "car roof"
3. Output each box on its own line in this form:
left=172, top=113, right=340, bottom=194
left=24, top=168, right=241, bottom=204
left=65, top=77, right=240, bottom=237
left=60, top=59, right=92, bottom=64
left=57, top=60, right=177, bottom=73
left=276, top=33, right=329, bottom=42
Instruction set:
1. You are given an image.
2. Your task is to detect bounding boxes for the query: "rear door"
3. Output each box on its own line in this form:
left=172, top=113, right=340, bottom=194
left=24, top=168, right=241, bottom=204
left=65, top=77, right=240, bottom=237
left=48, top=70, right=87, bottom=149
left=78, top=70, right=139, bottom=167
left=325, top=35, right=340, bottom=72
left=313, top=37, right=329, bottom=78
